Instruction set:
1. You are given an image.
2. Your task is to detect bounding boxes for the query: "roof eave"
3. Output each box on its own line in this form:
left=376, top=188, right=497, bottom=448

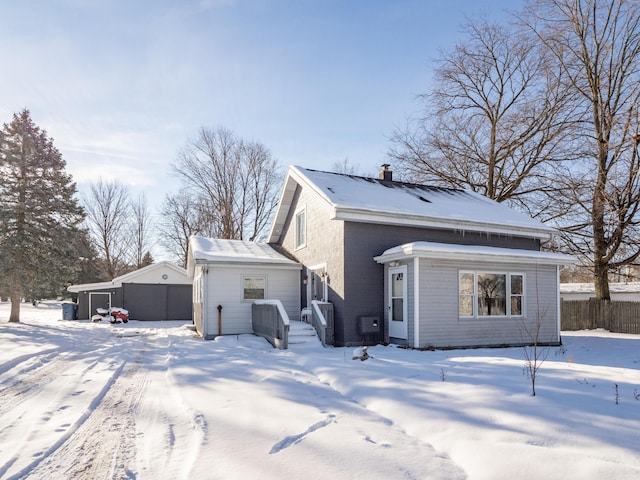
left=192, top=257, right=302, bottom=269
left=268, top=166, right=336, bottom=243
left=374, top=246, right=575, bottom=266
left=334, top=207, right=555, bottom=241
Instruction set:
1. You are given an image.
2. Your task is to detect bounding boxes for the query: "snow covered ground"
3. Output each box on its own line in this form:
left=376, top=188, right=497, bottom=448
left=1, top=302, right=639, bottom=480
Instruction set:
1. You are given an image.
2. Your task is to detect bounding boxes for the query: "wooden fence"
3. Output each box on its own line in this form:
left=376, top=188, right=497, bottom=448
left=561, top=299, right=640, bottom=334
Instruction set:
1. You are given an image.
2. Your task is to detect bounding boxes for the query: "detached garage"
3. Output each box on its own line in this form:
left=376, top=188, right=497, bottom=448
left=67, top=261, right=192, bottom=321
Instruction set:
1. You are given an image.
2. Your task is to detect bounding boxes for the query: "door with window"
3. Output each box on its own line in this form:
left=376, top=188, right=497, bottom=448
left=388, top=266, right=408, bottom=339
left=306, top=264, right=328, bottom=306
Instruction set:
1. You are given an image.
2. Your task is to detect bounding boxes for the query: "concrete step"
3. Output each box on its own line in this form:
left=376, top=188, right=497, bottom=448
left=288, top=321, right=319, bottom=345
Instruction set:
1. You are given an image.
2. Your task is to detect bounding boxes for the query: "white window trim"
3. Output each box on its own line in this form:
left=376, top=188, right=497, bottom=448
left=242, top=275, right=267, bottom=301
left=294, top=206, right=307, bottom=250
left=459, top=270, right=525, bottom=319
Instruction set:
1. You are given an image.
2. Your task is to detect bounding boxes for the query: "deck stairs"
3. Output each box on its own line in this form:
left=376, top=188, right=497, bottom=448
left=288, top=320, right=320, bottom=347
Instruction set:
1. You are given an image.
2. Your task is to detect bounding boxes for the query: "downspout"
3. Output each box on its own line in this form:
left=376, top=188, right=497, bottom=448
left=557, top=265, right=561, bottom=344
left=414, top=257, right=420, bottom=349
left=202, top=265, right=209, bottom=339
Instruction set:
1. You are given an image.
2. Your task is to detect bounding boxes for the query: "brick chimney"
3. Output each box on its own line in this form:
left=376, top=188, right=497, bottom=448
left=379, top=163, right=392, bottom=181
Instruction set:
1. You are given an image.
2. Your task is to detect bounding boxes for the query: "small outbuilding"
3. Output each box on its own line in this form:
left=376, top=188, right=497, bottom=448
left=187, top=236, right=301, bottom=339
left=67, top=261, right=192, bottom=321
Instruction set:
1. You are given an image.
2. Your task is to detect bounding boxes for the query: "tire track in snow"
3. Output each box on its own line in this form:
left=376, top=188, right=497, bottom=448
left=0, top=347, right=61, bottom=379
left=0, top=342, right=121, bottom=416
left=135, top=335, right=208, bottom=480
left=14, top=341, right=150, bottom=480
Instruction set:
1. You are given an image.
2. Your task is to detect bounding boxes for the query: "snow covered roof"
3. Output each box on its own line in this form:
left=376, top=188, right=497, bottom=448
left=375, top=241, right=575, bottom=266
left=268, top=166, right=557, bottom=243
left=67, top=261, right=189, bottom=293
left=187, top=236, right=300, bottom=276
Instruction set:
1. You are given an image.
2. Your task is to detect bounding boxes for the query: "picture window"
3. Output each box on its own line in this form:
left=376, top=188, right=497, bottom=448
left=459, top=271, right=524, bottom=318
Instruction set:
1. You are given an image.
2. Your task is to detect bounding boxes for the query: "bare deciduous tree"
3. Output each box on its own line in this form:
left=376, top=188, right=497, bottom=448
left=524, top=0, right=640, bottom=299
left=331, top=157, right=361, bottom=176
left=83, top=179, right=132, bottom=280
left=388, top=18, right=576, bottom=218
left=172, top=127, right=281, bottom=242
left=131, top=193, right=152, bottom=268
left=157, top=189, right=218, bottom=268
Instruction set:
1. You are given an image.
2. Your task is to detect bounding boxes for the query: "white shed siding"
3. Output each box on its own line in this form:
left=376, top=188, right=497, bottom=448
left=416, top=259, right=560, bottom=348
left=124, top=265, right=191, bottom=285
left=203, top=265, right=300, bottom=337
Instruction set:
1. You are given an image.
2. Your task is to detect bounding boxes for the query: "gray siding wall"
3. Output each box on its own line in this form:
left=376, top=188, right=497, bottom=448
left=342, top=222, right=541, bottom=346
left=416, top=259, right=559, bottom=348
left=122, top=283, right=192, bottom=321
left=76, top=287, right=122, bottom=320
left=76, top=285, right=191, bottom=321
left=273, top=185, right=349, bottom=343
left=272, top=182, right=543, bottom=346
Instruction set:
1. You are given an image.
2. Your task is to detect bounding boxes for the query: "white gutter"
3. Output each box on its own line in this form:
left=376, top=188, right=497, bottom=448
left=375, top=242, right=575, bottom=266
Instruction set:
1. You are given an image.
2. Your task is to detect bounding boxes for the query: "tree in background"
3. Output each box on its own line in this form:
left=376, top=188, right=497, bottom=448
left=139, top=251, right=154, bottom=268
left=524, top=0, right=640, bottom=300
left=83, top=179, right=133, bottom=280
left=157, top=189, right=219, bottom=268
left=172, top=127, right=281, bottom=242
left=388, top=18, right=576, bottom=219
left=0, top=109, right=84, bottom=322
left=131, top=193, right=152, bottom=268
left=331, top=157, right=362, bottom=176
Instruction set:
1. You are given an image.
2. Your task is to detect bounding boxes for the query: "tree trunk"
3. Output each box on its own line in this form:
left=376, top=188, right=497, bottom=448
left=593, top=257, right=611, bottom=301
left=9, top=293, right=21, bottom=323
left=592, top=148, right=610, bottom=300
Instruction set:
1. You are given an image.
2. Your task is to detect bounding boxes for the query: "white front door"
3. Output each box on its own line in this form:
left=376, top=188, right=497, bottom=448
left=388, top=266, right=408, bottom=339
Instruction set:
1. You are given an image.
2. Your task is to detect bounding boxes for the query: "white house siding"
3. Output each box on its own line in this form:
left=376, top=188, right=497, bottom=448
left=203, top=265, right=300, bottom=337
left=416, top=259, right=560, bottom=348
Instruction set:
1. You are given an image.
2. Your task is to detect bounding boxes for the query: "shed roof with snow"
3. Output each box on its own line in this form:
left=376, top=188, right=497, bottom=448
left=186, top=236, right=300, bottom=277
left=67, top=261, right=190, bottom=293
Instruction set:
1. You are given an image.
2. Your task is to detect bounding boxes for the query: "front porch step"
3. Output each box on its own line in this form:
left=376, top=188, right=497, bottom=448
left=288, top=321, right=319, bottom=346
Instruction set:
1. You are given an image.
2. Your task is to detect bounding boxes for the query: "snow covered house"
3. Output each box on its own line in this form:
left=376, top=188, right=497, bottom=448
left=67, top=261, right=192, bottom=321
left=266, top=165, right=574, bottom=348
left=187, top=237, right=301, bottom=339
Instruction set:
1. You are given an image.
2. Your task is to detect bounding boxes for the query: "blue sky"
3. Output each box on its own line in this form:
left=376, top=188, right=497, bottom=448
left=0, top=0, right=522, bottom=214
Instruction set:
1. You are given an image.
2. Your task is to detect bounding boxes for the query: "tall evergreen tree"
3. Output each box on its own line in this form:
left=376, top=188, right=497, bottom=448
left=0, top=109, right=84, bottom=322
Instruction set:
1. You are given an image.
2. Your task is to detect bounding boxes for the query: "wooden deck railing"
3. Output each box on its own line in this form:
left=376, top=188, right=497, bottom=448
left=251, top=300, right=290, bottom=349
